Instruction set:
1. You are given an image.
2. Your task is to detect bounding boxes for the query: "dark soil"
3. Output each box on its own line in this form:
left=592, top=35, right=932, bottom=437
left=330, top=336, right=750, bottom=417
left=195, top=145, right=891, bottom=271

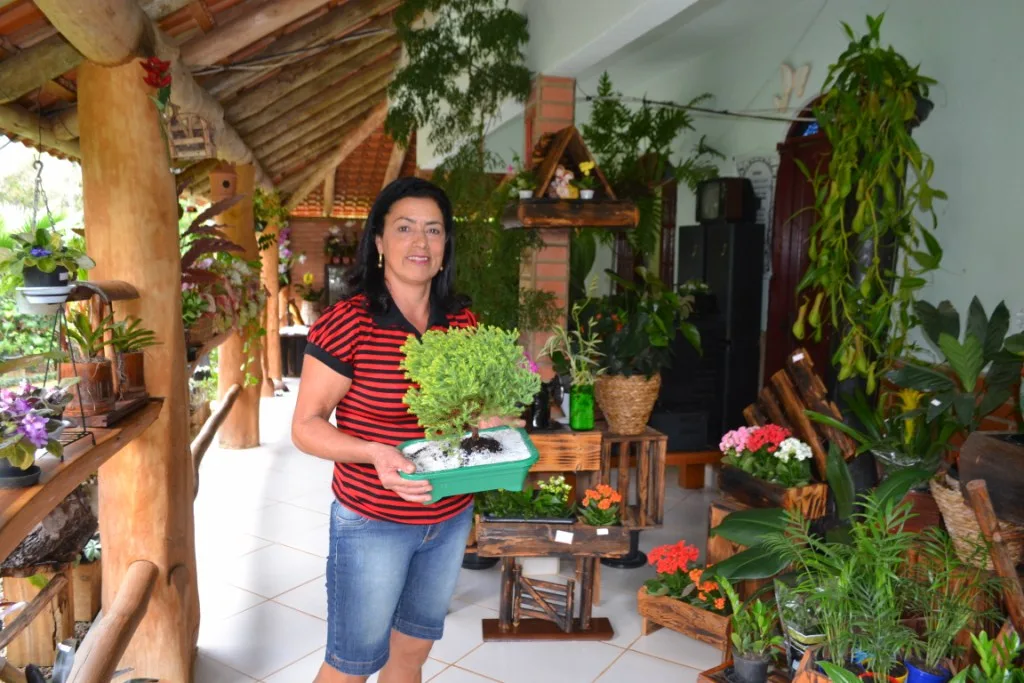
left=461, top=435, right=501, bottom=454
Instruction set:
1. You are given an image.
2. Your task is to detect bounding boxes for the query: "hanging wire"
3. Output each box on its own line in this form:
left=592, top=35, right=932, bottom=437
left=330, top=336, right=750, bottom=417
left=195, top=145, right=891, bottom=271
left=576, top=91, right=816, bottom=124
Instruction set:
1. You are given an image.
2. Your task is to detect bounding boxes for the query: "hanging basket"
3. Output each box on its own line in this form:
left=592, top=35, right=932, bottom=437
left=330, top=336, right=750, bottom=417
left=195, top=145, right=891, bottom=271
left=185, top=315, right=215, bottom=348
left=166, top=106, right=215, bottom=160
left=930, top=473, right=1024, bottom=569
left=594, top=373, right=661, bottom=435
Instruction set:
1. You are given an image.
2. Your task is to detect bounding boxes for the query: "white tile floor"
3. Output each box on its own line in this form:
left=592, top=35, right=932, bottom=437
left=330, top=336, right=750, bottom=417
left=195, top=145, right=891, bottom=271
left=193, top=381, right=725, bottom=682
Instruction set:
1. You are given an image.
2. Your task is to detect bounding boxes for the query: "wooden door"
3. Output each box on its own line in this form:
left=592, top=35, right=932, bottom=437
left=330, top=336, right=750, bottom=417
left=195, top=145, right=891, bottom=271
left=763, top=129, right=834, bottom=384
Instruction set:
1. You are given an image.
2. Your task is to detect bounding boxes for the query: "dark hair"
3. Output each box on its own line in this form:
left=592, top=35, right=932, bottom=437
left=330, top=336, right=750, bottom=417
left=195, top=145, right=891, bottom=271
left=345, top=177, right=469, bottom=314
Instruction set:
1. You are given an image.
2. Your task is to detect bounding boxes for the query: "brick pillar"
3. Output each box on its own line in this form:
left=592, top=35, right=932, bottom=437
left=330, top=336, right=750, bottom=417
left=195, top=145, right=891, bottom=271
left=521, top=75, right=575, bottom=380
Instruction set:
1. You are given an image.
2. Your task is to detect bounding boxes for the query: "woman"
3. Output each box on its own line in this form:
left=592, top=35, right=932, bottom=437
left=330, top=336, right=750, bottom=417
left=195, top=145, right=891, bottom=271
left=292, top=178, right=508, bottom=683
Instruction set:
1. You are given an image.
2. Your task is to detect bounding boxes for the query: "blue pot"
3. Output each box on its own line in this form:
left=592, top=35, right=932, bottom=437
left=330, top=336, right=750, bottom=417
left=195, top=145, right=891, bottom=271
left=906, top=660, right=950, bottom=683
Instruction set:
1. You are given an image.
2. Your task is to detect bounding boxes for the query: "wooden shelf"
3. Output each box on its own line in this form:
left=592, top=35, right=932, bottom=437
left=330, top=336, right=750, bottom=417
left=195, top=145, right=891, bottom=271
left=501, top=198, right=638, bottom=230
left=0, top=399, right=163, bottom=564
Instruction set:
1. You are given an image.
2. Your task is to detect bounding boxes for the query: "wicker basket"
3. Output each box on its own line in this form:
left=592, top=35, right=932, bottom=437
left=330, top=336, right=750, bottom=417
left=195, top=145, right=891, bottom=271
left=185, top=315, right=214, bottom=348
left=930, top=473, right=1024, bottom=569
left=594, top=373, right=661, bottom=435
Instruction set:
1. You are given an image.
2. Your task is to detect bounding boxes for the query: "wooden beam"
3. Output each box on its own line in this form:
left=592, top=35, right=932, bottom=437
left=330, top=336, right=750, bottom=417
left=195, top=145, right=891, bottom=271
left=0, top=574, right=69, bottom=651
left=66, top=560, right=158, bottom=683
left=228, top=27, right=392, bottom=126
left=260, top=89, right=384, bottom=168
left=180, top=0, right=333, bottom=66
left=51, top=106, right=78, bottom=141
left=381, top=138, right=406, bottom=188
left=235, top=35, right=396, bottom=135
left=0, top=34, right=81, bottom=104
left=244, top=52, right=396, bottom=149
left=204, top=0, right=399, bottom=100
left=322, top=173, right=336, bottom=218
left=284, top=102, right=387, bottom=208
left=140, top=0, right=196, bottom=17
left=0, top=103, right=80, bottom=158
left=33, top=0, right=273, bottom=188
left=260, top=220, right=283, bottom=391
left=269, top=120, right=360, bottom=179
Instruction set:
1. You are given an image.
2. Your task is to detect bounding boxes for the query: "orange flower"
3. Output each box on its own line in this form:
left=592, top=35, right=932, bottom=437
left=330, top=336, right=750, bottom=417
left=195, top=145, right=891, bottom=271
left=688, top=568, right=703, bottom=584
left=598, top=499, right=611, bottom=510
left=715, top=598, right=725, bottom=610
left=700, top=581, right=717, bottom=593
left=698, top=592, right=707, bottom=601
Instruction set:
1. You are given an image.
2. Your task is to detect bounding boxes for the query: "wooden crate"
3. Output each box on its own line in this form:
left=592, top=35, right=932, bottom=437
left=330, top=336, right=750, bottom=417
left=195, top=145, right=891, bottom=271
left=793, top=648, right=829, bottom=683
left=718, top=465, right=828, bottom=520
left=476, top=517, right=630, bottom=558
left=637, top=587, right=731, bottom=657
left=708, top=497, right=775, bottom=601
left=528, top=429, right=602, bottom=473
left=600, top=426, right=668, bottom=529
left=698, top=661, right=792, bottom=683
left=72, top=558, right=101, bottom=622
left=1, top=563, right=75, bottom=668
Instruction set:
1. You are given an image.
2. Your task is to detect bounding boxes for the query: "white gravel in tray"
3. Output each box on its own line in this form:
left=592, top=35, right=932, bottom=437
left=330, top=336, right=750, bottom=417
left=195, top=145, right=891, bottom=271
left=401, top=429, right=532, bottom=473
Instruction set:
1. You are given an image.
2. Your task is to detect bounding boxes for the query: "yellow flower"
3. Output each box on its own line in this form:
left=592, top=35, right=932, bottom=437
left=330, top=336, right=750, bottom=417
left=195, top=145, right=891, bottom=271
left=579, top=161, right=595, bottom=177
left=897, top=388, right=923, bottom=412
left=302, top=272, right=314, bottom=285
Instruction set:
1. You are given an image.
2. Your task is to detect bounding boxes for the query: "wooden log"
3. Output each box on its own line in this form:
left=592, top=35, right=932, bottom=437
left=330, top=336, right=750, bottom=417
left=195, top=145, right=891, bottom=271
left=233, top=32, right=395, bottom=134
left=964, top=479, right=1024, bottom=634
left=0, top=104, right=81, bottom=159
left=0, top=658, right=27, bottom=683
left=261, top=221, right=283, bottom=388
left=475, top=520, right=630, bottom=558
left=717, top=465, right=828, bottom=520
left=268, top=119, right=362, bottom=177
left=225, top=21, right=392, bottom=123
left=1, top=566, right=73, bottom=668
left=637, top=586, right=731, bottom=656
left=499, top=557, right=515, bottom=632
left=78, top=59, right=198, bottom=682
left=0, top=34, right=82, bottom=104
left=244, top=54, right=397, bottom=148
left=192, top=383, right=242, bottom=496
left=785, top=351, right=856, bottom=459
left=959, top=432, right=1024, bottom=527
left=284, top=102, right=388, bottom=208
left=519, top=578, right=559, bottom=624
left=381, top=139, right=407, bottom=188
left=579, top=557, right=594, bottom=631
left=0, top=486, right=96, bottom=571
left=204, top=0, right=400, bottom=99
left=743, top=403, right=768, bottom=427
left=180, top=0, right=333, bottom=66
left=67, top=560, right=159, bottom=683
left=756, top=384, right=791, bottom=431
left=72, top=558, right=102, bottom=622
left=213, top=164, right=263, bottom=448
left=501, top=199, right=639, bottom=230
left=322, top=174, right=336, bottom=218
left=770, top=370, right=828, bottom=479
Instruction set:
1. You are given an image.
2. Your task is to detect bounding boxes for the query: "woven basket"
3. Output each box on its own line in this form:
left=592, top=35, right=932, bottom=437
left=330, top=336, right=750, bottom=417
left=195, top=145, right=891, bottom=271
left=594, top=373, right=661, bottom=435
left=929, top=473, right=1024, bottom=570
left=185, top=315, right=214, bottom=348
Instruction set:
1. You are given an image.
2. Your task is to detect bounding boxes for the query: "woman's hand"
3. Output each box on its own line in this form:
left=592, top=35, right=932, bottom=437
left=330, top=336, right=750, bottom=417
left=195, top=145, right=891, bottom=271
left=370, top=444, right=433, bottom=504
left=477, top=415, right=526, bottom=430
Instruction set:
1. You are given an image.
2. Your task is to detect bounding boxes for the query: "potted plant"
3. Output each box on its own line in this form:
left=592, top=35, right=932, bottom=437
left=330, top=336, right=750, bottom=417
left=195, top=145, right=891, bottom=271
left=718, top=425, right=826, bottom=519
left=396, top=324, right=542, bottom=501
left=109, top=316, right=158, bottom=398
left=719, top=575, right=783, bottom=683
left=637, top=540, right=732, bottom=650
left=0, top=226, right=95, bottom=304
left=586, top=267, right=700, bottom=435
left=59, top=311, right=116, bottom=417
left=294, top=272, right=324, bottom=325
left=478, top=475, right=575, bottom=523
left=573, top=161, right=599, bottom=199
left=949, top=631, right=1024, bottom=683
left=0, top=364, right=69, bottom=488
left=540, top=296, right=604, bottom=431
left=324, top=225, right=357, bottom=266
left=507, top=154, right=537, bottom=200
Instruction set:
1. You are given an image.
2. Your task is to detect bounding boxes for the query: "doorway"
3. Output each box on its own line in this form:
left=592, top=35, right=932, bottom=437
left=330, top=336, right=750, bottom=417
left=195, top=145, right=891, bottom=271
left=763, top=106, right=835, bottom=388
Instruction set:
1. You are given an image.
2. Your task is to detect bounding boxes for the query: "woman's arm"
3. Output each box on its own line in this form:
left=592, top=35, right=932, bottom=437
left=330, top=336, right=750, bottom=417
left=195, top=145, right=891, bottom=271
left=291, top=356, right=433, bottom=503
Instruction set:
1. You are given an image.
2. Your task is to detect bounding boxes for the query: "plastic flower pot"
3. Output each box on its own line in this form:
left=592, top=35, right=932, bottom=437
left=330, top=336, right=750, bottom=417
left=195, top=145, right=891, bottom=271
left=397, top=427, right=540, bottom=504
left=732, top=653, right=770, bottom=683
left=0, top=459, right=41, bottom=489
left=905, top=660, right=950, bottom=683
left=579, top=189, right=595, bottom=200
left=518, top=190, right=534, bottom=199
left=22, top=265, right=69, bottom=289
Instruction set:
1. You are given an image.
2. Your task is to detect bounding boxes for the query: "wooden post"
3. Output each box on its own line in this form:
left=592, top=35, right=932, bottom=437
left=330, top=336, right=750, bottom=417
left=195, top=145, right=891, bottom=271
left=212, top=163, right=263, bottom=448
left=260, top=220, right=282, bottom=394
left=78, top=59, right=198, bottom=681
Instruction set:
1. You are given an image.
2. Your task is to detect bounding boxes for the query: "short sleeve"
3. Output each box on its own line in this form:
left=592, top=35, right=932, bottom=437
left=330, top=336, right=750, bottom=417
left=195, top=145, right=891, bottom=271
left=462, top=308, right=479, bottom=328
left=305, top=301, right=364, bottom=378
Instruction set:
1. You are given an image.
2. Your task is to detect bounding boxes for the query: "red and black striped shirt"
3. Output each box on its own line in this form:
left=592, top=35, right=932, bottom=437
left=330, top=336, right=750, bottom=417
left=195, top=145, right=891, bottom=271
left=304, top=293, right=477, bottom=524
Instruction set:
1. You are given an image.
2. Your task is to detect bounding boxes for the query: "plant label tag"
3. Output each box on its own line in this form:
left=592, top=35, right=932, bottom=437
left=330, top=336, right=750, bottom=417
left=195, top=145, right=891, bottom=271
left=596, top=528, right=609, bottom=536
left=554, top=530, right=574, bottom=544
left=792, top=352, right=805, bottom=362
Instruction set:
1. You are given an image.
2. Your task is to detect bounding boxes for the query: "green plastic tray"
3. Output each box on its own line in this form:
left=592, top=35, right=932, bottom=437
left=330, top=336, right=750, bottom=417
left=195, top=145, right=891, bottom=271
left=398, top=426, right=539, bottom=504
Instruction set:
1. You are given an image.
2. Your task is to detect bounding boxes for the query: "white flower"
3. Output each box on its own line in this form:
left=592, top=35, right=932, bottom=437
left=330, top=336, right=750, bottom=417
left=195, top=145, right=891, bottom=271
left=777, top=437, right=812, bottom=462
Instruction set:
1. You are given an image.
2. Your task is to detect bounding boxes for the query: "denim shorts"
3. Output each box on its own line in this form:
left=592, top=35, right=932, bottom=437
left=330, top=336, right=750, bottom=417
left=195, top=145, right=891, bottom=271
left=324, top=499, right=473, bottom=676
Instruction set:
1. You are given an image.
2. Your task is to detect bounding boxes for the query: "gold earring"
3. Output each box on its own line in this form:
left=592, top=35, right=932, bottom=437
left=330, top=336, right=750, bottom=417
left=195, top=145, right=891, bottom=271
left=378, top=253, right=383, bottom=268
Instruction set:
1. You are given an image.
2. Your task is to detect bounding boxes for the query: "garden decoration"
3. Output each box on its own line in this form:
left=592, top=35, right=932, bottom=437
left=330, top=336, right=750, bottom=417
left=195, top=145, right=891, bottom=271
left=719, top=575, right=784, bottom=683
left=792, top=13, right=944, bottom=392
left=397, top=324, right=542, bottom=502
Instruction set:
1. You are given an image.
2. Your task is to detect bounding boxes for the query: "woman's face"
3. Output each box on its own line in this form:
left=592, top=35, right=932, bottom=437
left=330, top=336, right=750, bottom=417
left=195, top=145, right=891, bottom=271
left=375, top=196, right=446, bottom=288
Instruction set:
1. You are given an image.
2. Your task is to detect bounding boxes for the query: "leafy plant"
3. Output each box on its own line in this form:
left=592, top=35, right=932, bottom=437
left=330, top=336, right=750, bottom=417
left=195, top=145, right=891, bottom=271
left=65, top=311, right=113, bottom=361
left=0, top=298, right=52, bottom=358
left=576, top=484, right=622, bottom=526
left=252, top=188, right=289, bottom=235
left=109, top=316, right=158, bottom=353
left=583, top=267, right=700, bottom=377
left=644, top=541, right=729, bottom=614
left=179, top=195, right=247, bottom=287
left=400, top=324, right=541, bottom=449
left=82, top=535, right=101, bottom=563
left=793, top=13, right=944, bottom=391
left=950, top=631, right=1024, bottom=683
left=478, top=475, right=573, bottom=519
left=0, top=225, right=95, bottom=293
left=888, top=297, right=1024, bottom=434
left=719, top=575, right=783, bottom=659
left=720, top=425, right=814, bottom=488
left=540, top=292, right=604, bottom=386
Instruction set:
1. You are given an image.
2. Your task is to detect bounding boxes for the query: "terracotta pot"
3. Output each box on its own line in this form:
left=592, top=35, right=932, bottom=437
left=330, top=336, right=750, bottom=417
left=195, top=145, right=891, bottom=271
left=119, top=351, right=146, bottom=397
left=59, top=360, right=116, bottom=417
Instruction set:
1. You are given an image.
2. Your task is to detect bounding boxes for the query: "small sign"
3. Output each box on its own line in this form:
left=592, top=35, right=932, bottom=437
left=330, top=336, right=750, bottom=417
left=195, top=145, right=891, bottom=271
left=596, top=528, right=609, bottom=536
left=792, top=352, right=805, bottom=362
left=554, top=530, right=574, bottom=544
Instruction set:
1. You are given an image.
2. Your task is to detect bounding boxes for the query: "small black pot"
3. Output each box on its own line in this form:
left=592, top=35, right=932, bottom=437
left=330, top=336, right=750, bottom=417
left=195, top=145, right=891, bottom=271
left=0, top=460, right=41, bottom=489
left=461, top=552, right=500, bottom=570
left=22, top=265, right=69, bottom=289
left=732, top=653, right=770, bottom=683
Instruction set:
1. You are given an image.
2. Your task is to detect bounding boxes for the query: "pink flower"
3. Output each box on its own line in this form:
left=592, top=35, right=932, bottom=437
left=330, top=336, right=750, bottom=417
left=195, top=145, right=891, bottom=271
left=719, top=426, right=756, bottom=454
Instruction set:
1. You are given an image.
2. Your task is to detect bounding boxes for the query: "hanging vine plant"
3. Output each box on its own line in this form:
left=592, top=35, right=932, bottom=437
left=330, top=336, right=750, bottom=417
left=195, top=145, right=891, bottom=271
left=793, top=13, right=946, bottom=393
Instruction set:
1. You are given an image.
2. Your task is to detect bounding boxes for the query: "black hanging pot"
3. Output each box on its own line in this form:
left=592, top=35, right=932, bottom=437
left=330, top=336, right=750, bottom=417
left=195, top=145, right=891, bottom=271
left=22, top=265, right=70, bottom=289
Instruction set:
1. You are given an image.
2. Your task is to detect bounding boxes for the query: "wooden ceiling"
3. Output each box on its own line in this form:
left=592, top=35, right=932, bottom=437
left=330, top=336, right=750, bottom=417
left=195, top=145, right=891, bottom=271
left=0, top=0, right=413, bottom=217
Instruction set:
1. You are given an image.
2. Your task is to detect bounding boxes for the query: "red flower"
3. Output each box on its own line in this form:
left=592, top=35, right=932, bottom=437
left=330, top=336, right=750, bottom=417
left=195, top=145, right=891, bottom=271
left=747, top=424, right=791, bottom=453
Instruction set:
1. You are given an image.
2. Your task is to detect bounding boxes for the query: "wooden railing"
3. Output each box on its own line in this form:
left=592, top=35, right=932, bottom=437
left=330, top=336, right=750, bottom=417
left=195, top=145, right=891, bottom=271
left=192, top=383, right=241, bottom=498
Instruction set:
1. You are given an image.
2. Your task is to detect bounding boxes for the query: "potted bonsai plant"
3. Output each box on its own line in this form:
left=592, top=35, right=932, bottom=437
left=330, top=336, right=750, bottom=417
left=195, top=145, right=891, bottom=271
left=572, top=161, right=598, bottom=199
left=0, top=225, right=96, bottom=306
left=396, top=324, right=542, bottom=501
left=719, top=575, right=783, bottom=683
left=586, top=266, right=700, bottom=435
left=60, top=311, right=116, bottom=417
left=539, top=295, right=604, bottom=431
left=109, top=316, right=158, bottom=398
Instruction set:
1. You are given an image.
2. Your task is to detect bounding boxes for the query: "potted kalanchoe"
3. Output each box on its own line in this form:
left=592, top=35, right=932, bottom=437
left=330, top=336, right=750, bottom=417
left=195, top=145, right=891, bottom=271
left=397, top=324, right=542, bottom=501
left=572, top=161, right=598, bottom=199
left=577, top=484, right=622, bottom=526
left=478, top=475, right=575, bottom=523
left=718, top=424, right=826, bottom=519
left=0, top=226, right=95, bottom=305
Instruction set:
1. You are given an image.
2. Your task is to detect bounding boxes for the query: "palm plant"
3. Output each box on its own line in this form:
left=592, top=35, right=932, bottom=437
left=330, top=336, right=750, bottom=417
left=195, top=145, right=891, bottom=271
left=109, top=317, right=158, bottom=353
